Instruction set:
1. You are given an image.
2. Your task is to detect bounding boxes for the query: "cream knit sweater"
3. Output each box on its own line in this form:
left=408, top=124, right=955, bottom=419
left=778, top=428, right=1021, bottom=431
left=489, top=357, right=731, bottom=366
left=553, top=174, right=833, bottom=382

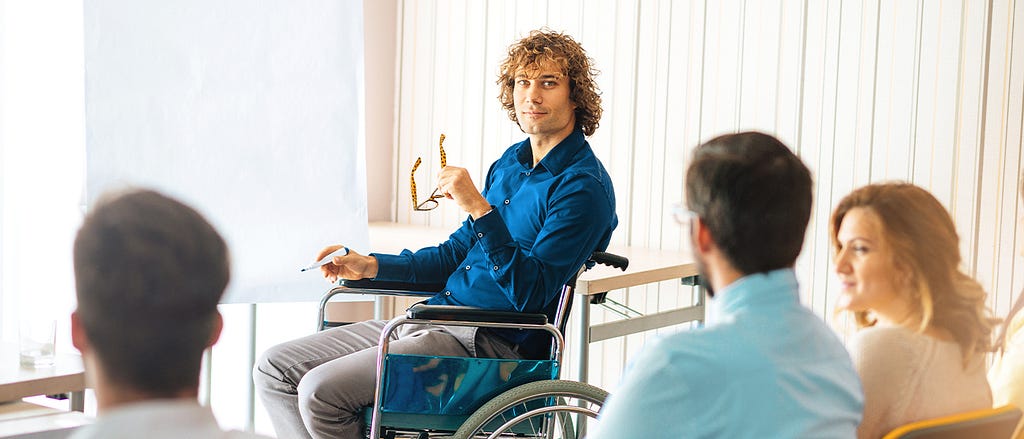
left=849, top=325, right=991, bottom=439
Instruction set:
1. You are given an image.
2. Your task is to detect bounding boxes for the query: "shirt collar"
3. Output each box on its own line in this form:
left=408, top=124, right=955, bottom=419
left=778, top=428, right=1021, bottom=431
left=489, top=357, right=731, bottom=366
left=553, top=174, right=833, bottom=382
left=707, top=268, right=800, bottom=323
left=76, top=399, right=218, bottom=436
left=513, top=127, right=587, bottom=175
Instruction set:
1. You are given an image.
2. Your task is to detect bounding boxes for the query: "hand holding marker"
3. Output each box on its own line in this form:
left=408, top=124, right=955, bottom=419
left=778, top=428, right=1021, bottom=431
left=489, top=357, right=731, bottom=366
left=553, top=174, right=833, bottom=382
left=300, top=247, right=349, bottom=272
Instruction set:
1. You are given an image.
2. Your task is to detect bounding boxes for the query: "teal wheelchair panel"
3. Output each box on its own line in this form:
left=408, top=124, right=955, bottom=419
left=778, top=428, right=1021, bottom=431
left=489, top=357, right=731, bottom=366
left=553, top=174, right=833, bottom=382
left=364, top=410, right=546, bottom=435
left=370, top=409, right=547, bottom=434
left=380, top=354, right=558, bottom=416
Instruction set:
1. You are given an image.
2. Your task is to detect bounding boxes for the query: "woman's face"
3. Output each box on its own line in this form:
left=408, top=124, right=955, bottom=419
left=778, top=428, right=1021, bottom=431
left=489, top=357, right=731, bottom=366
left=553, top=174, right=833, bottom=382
left=834, top=207, right=911, bottom=323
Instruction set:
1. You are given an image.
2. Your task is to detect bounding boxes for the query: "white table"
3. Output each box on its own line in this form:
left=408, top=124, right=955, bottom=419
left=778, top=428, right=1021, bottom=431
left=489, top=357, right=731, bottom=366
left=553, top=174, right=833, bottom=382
left=574, top=244, right=701, bottom=383
left=0, top=401, right=90, bottom=438
left=0, top=344, right=86, bottom=412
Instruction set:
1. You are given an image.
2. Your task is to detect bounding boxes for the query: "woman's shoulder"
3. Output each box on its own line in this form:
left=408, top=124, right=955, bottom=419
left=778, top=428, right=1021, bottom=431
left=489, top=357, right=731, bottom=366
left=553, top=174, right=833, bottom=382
left=848, top=326, right=932, bottom=374
left=850, top=325, right=926, bottom=352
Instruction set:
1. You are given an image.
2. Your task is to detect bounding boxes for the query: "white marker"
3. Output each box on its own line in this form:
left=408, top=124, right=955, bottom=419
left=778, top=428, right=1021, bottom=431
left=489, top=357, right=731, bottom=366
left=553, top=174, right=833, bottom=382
left=300, top=247, right=349, bottom=272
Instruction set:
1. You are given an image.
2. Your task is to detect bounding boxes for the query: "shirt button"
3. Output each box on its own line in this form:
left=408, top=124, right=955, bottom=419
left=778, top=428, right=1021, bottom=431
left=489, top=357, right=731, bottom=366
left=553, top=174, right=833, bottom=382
left=477, top=232, right=484, bottom=238
left=444, top=291, right=451, bottom=296
left=493, top=265, right=499, bottom=271
left=464, top=265, right=471, bottom=270
left=526, top=171, right=531, bottom=176
left=503, top=199, right=510, bottom=205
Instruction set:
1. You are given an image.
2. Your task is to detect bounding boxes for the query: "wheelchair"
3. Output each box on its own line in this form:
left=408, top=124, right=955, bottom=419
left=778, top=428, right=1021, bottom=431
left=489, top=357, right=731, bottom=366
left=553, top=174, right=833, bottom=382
left=317, top=251, right=629, bottom=439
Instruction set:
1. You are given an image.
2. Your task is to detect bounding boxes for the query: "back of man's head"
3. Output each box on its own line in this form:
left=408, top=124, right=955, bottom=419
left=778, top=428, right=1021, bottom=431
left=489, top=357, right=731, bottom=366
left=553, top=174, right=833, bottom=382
left=685, top=132, right=812, bottom=275
left=73, top=188, right=229, bottom=397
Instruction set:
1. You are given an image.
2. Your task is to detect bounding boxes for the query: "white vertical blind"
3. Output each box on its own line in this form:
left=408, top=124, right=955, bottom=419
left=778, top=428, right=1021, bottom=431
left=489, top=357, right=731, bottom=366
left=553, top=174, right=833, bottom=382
left=386, top=0, right=1024, bottom=393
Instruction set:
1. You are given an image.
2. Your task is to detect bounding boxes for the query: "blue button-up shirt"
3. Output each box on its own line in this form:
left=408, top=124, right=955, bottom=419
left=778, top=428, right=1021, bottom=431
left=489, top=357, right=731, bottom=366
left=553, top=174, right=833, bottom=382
left=373, top=128, right=617, bottom=345
left=592, top=269, right=863, bottom=439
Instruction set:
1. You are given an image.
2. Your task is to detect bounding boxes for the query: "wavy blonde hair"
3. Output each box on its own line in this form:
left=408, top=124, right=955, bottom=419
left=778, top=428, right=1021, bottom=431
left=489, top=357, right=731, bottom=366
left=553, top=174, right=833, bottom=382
left=496, top=28, right=602, bottom=136
left=830, top=182, right=997, bottom=363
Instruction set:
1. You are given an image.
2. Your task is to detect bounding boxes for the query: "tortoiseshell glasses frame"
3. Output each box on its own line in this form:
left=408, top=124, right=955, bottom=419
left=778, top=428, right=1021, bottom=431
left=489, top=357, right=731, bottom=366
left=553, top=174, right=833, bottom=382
left=410, top=133, right=447, bottom=211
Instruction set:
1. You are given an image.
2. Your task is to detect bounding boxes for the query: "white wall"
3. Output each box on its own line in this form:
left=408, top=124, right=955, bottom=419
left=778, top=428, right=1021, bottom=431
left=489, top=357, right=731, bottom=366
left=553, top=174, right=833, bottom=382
left=0, top=0, right=86, bottom=348
left=373, top=0, right=1024, bottom=392
left=365, top=0, right=399, bottom=222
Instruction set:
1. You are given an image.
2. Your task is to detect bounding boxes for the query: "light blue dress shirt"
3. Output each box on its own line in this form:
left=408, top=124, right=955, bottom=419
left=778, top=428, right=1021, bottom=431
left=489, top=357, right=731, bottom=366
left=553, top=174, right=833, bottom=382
left=592, top=269, right=863, bottom=439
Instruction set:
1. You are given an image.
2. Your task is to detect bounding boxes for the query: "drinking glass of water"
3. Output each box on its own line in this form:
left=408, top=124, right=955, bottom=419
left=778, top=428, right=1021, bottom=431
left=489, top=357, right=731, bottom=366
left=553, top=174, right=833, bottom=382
left=19, top=319, right=56, bottom=368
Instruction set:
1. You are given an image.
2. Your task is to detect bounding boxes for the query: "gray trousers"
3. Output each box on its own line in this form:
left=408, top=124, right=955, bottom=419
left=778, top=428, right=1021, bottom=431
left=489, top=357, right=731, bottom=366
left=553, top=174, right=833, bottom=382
left=253, top=320, right=518, bottom=439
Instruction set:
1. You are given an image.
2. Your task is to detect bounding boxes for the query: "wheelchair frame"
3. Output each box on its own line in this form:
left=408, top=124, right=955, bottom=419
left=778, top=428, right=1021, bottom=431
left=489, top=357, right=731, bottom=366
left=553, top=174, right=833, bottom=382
left=317, top=252, right=627, bottom=438
left=372, top=308, right=564, bottom=438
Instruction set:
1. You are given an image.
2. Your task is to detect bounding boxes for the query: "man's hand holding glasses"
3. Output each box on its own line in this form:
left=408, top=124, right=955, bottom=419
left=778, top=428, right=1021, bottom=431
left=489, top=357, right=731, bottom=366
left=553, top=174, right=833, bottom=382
left=411, top=134, right=492, bottom=219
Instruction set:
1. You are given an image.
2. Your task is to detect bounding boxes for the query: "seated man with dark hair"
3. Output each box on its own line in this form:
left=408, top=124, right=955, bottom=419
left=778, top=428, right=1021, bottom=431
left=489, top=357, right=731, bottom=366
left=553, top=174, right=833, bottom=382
left=69, top=188, right=268, bottom=439
left=592, top=132, right=864, bottom=438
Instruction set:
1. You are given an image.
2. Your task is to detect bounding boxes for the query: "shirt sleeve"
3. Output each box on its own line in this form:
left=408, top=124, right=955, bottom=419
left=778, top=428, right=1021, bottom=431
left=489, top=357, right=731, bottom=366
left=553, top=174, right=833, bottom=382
left=371, top=220, right=476, bottom=284
left=471, top=172, right=615, bottom=311
left=370, top=159, right=503, bottom=285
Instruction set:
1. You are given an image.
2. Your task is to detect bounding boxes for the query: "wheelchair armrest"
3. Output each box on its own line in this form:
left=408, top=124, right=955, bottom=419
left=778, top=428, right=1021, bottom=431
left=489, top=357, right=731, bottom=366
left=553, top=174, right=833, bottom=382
left=318, top=279, right=443, bottom=331
left=340, top=278, right=446, bottom=293
left=330, top=279, right=445, bottom=298
left=406, top=304, right=548, bottom=325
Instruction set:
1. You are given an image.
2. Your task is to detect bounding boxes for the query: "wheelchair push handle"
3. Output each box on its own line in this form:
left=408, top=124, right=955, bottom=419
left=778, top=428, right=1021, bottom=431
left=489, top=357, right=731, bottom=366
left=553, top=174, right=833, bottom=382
left=590, top=251, right=628, bottom=271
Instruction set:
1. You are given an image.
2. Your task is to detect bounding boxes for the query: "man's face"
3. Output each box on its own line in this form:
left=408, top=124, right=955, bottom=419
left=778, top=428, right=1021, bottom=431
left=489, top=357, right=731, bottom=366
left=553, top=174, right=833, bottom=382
left=512, top=62, right=576, bottom=141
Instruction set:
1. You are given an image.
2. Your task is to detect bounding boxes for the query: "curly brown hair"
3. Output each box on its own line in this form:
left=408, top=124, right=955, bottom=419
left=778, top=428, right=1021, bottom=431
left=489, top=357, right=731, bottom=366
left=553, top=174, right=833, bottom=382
left=497, top=28, right=602, bottom=136
left=830, top=182, right=998, bottom=364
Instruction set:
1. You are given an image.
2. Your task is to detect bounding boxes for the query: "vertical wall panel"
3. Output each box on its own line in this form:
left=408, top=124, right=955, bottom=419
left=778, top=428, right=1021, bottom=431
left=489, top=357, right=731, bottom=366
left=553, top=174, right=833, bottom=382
left=982, top=0, right=1024, bottom=316
left=976, top=0, right=1015, bottom=311
left=1003, top=0, right=1024, bottom=317
left=774, top=0, right=808, bottom=146
left=631, top=0, right=659, bottom=252
left=951, top=0, right=989, bottom=271
left=829, top=0, right=867, bottom=205
left=629, top=0, right=665, bottom=339
left=912, top=0, right=962, bottom=205
left=804, top=0, right=844, bottom=315
left=576, top=0, right=619, bottom=168
left=388, top=0, right=1024, bottom=393
left=607, top=0, right=640, bottom=245
left=739, top=0, right=782, bottom=131
left=647, top=1, right=681, bottom=331
left=700, top=0, right=745, bottom=138
left=871, top=0, right=921, bottom=182
left=663, top=0, right=706, bottom=250
left=850, top=0, right=881, bottom=189
left=393, top=0, right=416, bottom=224
left=547, top=0, right=583, bottom=34
left=458, top=0, right=488, bottom=206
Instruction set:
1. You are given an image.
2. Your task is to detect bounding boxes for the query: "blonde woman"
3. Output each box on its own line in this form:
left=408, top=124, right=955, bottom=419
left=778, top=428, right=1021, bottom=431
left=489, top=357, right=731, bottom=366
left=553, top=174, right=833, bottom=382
left=830, top=182, right=996, bottom=439
left=989, top=180, right=1024, bottom=439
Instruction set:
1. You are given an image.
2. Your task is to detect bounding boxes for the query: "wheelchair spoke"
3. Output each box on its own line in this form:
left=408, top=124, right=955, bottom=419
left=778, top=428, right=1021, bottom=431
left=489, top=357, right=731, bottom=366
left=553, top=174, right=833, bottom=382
left=448, top=380, right=609, bottom=439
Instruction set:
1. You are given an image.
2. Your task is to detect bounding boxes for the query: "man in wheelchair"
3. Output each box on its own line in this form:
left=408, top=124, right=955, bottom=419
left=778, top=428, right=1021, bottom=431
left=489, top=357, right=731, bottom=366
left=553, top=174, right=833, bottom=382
left=254, top=28, right=617, bottom=439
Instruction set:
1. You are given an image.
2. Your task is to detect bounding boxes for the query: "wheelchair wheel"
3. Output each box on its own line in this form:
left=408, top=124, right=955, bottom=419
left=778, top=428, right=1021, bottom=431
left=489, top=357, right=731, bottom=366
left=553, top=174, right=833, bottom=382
left=448, top=379, right=608, bottom=439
